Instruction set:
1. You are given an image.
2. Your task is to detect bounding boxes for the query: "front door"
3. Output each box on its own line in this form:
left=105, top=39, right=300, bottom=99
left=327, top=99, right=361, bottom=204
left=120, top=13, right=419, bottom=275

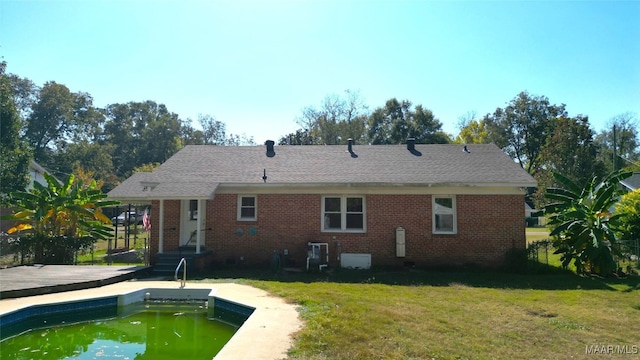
left=180, top=199, right=203, bottom=247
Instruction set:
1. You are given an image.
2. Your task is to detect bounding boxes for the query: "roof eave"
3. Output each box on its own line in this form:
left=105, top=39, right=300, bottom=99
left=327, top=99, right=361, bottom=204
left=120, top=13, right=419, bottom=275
left=218, top=181, right=538, bottom=188
left=107, top=194, right=213, bottom=202
left=620, top=180, right=638, bottom=191
left=106, top=197, right=153, bottom=204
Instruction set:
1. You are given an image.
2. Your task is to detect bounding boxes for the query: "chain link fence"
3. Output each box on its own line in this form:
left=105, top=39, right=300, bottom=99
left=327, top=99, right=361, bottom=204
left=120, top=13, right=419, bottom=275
left=0, top=232, right=148, bottom=268
left=0, top=233, right=30, bottom=268
left=527, top=236, right=639, bottom=274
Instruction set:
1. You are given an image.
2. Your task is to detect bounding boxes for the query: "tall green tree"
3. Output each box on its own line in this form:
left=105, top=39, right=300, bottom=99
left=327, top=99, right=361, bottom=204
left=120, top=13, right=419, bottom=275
left=279, top=128, right=315, bottom=145
left=412, top=105, right=450, bottom=144
left=181, top=115, right=255, bottom=146
left=367, top=98, right=449, bottom=144
left=531, top=116, right=606, bottom=207
left=541, top=116, right=604, bottom=184
left=485, top=91, right=567, bottom=174
left=24, top=81, right=75, bottom=163
left=180, top=121, right=206, bottom=145
left=367, top=98, right=411, bottom=144
left=225, top=133, right=256, bottom=146
left=197, top=114, right=228, bottom=145
left=539, top=170, right=632, bottom=276
left=70, top=92, right=106, bottom=144
left=0, top=62, right=32, bottom=198
left=7, top=73, right=37, bottom=122
left=52, top=140, right=118, bottom=192
left=532, top=115, right=606, bottom=207
left=138, top=105, right=183, bottom=164
left=103, top=101, right=184, bottom=179
left=454, top=119, right=490, bottom=144
left=102, top=102, right=136, bottom=177
left=297, top=90, right=368, bottom=145
left=23, top=81, right=102, bottom=166
left=456, top=110, right=478, bottom=131
left=594, top=113, right=640, bottom=173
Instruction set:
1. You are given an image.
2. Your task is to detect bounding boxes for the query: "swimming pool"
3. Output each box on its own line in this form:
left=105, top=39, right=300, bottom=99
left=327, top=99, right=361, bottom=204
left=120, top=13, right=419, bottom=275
left=0, top=288, right=255, bottom=359
left=0, top=282, right=301, bottom=360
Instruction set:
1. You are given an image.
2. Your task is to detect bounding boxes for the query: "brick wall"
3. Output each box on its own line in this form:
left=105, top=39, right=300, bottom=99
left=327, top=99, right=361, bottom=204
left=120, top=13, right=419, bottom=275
left=149, top=199, right=181, bottom=257
left=206, top=194, right=322, bottom=268
left=149, top=193, right=525, bottom=269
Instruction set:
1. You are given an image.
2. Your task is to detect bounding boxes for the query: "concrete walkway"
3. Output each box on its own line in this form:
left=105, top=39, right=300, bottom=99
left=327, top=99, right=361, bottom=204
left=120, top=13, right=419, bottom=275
left=0, top=279, right=303, bottom=360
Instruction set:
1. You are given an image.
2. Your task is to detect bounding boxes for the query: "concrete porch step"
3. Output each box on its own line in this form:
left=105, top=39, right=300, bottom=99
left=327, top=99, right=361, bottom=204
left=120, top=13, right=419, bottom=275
left=152, top=249, right=212, bottom=276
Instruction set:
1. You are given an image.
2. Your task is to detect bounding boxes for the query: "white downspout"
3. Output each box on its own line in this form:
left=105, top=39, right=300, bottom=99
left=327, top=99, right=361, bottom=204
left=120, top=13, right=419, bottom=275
left=158, top=199, right=164, bottom=253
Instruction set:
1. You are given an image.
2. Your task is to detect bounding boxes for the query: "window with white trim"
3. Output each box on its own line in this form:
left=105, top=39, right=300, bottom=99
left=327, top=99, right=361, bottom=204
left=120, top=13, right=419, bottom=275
left=433, top=195, right=456, bottom=234
left=237, top=195, right=257, bottom=221
left=322, top=196, right=365, bottom=232
left=189, top=199, right=198, bottom=220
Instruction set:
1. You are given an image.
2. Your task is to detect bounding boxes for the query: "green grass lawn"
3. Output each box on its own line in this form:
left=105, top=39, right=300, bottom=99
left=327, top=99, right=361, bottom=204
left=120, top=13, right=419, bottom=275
left=5, top=224, right=639, bottom=358
left=194, top=268, right=640, bottom=360
left=75, top=225, right=149, bottom=265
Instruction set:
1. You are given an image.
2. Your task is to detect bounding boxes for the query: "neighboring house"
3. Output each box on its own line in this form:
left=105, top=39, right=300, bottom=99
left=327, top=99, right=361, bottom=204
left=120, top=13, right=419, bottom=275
left=524, top=201, right=546, bottom=226
left=525, top=202, right=535, bottom=219
left=620, top=172, right=640, bottom=192
left=107, top=140, right=536, bottom=270
left=26, top=160, right=51, bottom=191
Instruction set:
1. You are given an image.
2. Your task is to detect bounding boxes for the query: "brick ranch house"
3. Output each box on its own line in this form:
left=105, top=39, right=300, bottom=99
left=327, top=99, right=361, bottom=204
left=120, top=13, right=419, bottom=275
left=107, top=140, right=536, bottom=271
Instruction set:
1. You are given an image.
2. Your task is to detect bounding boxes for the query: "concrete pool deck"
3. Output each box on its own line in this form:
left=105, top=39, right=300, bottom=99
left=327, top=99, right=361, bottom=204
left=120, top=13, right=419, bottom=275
left=0, top=280, right=303, bottom=360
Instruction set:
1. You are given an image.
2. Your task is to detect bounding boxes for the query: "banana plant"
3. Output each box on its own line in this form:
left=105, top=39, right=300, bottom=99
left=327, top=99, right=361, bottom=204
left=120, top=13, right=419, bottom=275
left=2, top=172, right=119, bottom=263
left=538, top=169, right=632, bottom=276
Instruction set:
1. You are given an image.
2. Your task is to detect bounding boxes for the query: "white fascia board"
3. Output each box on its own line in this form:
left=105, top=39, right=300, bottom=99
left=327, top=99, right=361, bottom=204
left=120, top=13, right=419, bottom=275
left=108, top=199, right=153, bottom=205
left=619, top=180, right=637, bottom=191
left=108, top=195, right=213, bottom=202
left=215, top=183, right=529, bottom=195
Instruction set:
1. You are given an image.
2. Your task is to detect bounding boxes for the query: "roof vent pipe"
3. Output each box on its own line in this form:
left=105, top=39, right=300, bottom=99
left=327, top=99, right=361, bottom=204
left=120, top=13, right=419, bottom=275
left=265, top=140, right=275, bottom=157
left=347, top=138, right=353, bottom=153
left=407, top=138, right=416, bottom=151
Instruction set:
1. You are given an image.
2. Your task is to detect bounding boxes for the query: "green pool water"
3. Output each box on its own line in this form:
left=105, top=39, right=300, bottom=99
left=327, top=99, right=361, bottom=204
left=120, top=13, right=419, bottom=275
left=0, top=302, right=238, bottom=360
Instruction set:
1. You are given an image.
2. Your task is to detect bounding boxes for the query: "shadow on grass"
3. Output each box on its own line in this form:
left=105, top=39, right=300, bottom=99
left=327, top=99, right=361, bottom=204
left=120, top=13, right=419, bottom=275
left=188, top=262, right=640, bottom=292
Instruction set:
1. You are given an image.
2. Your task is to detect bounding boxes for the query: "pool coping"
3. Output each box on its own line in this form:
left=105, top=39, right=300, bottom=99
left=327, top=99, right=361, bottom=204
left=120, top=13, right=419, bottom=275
left=0, top=280, right=302, bottom=360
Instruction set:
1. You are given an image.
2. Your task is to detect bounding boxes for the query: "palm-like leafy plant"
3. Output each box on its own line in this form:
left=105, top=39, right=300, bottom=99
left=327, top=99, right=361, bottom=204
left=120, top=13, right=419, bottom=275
left=539, top=170, right=632, bottom=276
left=3, top=172, right=119, bottom=263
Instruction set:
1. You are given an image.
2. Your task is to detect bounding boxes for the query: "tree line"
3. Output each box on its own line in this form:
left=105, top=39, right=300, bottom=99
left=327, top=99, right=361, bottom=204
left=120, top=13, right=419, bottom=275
left=1, top=62, right=639, bottom=207
left=2, top=62, right=640, bottom=272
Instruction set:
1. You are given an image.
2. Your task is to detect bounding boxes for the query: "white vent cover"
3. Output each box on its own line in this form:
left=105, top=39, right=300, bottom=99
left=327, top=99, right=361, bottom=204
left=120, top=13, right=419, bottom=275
left=340, top=253, right=371, bottom=269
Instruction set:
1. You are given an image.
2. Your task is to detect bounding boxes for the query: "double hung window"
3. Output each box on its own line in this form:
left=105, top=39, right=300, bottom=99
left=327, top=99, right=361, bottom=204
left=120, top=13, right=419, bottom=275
left=238, top=195, right=257, bottom=221
left=322, top=196, right=365, bottom=232
left=433, top=196, right=456, bottom=234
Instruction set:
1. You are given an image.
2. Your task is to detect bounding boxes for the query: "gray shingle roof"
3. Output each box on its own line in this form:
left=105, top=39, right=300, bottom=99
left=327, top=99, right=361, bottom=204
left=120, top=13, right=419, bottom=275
left=621, top=173, right=640, bottom=191
left=108, top=143, right=537, bottom=200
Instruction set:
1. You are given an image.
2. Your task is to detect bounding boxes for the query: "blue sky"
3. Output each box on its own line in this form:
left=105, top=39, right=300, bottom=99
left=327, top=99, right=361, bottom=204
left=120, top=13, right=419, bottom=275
left=2, top=0, right=638, bottom=144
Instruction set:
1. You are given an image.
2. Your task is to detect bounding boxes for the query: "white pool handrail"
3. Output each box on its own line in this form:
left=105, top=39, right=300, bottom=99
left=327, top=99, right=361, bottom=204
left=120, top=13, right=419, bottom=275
left=174, top=258, right=186, bottom=288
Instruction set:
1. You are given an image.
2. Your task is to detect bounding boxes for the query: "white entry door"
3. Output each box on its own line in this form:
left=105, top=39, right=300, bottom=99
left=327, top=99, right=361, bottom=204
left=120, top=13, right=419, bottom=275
left=180, top=199, right=203, bottom=247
